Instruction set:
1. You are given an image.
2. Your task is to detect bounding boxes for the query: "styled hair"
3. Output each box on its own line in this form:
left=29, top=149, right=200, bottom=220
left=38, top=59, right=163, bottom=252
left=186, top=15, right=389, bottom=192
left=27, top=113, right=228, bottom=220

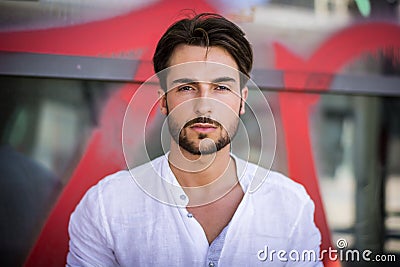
left=153, top=13, right=253, bottom=90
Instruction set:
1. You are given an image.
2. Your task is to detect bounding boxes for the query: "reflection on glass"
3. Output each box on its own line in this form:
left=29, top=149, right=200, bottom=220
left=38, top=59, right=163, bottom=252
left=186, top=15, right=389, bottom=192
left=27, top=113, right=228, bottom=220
left=0, top=77, right=116, bottom=266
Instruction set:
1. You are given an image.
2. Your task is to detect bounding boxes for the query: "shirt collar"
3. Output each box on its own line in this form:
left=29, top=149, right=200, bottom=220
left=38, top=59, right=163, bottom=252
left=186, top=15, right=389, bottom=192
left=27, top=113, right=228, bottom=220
left=159, top=152, right=255, bottom=207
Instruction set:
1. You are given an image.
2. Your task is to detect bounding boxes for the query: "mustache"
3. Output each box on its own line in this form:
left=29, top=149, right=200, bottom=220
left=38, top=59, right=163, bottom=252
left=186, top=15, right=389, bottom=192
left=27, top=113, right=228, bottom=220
left=184, top=117, right=221, bottom=128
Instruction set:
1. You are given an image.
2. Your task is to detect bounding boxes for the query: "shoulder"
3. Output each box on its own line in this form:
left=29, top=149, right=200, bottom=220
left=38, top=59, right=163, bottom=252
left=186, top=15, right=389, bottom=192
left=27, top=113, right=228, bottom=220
left=77, top=156, right=166, bottom=212
left=241, top=160, right=312, bottom=206
left=238, top=161, right=318, bottom=238
left=97, top=155, right=166, bottom=192
left=264, top=170, right=310, bottom=202
left=236, top=157, right=310, bottom=202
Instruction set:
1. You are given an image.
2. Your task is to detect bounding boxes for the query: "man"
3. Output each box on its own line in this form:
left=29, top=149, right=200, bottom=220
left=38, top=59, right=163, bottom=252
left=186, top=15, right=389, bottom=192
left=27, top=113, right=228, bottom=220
left=67, top=13, right=322, bottom=266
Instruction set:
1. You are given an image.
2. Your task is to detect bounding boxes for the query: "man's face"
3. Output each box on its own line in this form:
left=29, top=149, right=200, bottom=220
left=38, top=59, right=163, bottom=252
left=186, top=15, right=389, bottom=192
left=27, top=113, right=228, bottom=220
left=159, top=44, right=248, bottom=155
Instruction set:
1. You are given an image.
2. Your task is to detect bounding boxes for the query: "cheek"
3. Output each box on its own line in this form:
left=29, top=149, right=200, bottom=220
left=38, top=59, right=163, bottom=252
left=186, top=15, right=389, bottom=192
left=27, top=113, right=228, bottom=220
left=215, top=97, right=241, bottom=117
left=168, top=108, right=192, bottom=131
left=167, top=97, right=192, bottom=113
left=167, top=98, right=192, bottom=118
left=215, top=101, right=241, bottom=128
left=181, top=127, right=187, bottom=136
left=215, top=93, right=241, bottom=109
left=170, top=112, right=187, bottom=126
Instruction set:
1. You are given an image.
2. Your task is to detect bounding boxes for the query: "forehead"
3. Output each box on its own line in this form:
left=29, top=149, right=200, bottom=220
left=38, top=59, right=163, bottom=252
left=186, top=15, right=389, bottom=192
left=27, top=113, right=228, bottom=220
left=169, top=44, right=238, bottom=69
left=166, top=45, right=240, bottom=88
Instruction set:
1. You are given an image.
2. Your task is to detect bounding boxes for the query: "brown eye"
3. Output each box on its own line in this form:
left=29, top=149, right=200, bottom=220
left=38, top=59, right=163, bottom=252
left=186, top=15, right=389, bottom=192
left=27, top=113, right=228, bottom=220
left=215, top=85, right=230, bottom=91
left=177, top=85, right=194, bottom=92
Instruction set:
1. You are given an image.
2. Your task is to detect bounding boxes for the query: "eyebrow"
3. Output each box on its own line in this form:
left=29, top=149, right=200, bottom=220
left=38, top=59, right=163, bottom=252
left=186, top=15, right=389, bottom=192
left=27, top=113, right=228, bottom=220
left=170, top=76, right=237, bottom=87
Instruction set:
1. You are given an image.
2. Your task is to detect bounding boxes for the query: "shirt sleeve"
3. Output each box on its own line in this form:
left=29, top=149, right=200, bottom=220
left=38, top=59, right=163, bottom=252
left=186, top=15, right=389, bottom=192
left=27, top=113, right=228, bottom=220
left=286, top=197, right=324, bottom=266
left=66, top=185, right=118, bottom=267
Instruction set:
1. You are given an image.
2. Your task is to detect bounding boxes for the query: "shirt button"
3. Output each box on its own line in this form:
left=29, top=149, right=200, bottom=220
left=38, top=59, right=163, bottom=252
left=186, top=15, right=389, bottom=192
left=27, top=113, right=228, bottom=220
left=187, top=213, right=193, bottom=218
left=208, top=262, right=215, bottom=267
left=180, top=194, right=186, bottom=200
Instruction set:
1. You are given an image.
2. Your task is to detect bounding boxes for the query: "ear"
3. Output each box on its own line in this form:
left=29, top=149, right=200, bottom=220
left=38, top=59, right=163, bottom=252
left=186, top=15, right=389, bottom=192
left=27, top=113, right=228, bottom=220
left=239, top=87, right=248, bottom=115
left=158, top=88, right=168, bottom=115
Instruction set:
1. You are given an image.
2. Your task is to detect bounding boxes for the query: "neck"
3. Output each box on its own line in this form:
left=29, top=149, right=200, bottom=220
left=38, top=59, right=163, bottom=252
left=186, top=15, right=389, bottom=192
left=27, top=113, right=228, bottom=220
left=168, top=141, right=239, bottom=206
left=168, top=140, right=236, bottom=187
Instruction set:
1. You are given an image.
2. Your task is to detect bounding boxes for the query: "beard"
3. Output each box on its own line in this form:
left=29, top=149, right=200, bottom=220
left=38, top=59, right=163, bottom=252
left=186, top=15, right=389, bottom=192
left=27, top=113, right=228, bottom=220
left=168, top=116, right=239, bottom=155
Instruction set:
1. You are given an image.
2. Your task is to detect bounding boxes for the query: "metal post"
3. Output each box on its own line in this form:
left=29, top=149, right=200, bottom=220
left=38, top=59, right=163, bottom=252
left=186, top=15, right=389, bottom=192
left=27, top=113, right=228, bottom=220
left=353, top=96, right=384, bottom=258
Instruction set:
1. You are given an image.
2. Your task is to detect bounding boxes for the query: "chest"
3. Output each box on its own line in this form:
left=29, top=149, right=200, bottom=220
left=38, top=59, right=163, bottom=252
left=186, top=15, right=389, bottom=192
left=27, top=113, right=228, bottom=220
left=186, top=184, right=244, bottom=244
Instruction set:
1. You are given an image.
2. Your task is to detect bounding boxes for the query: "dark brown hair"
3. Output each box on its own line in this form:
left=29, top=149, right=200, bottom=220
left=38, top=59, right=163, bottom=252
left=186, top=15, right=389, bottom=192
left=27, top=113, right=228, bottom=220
left=153, top=13, right=253, bottom=90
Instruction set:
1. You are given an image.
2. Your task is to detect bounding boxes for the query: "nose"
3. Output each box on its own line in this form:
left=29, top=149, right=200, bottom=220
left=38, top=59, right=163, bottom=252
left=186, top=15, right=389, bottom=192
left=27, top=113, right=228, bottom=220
left=193, top=96, right=212, bottom=116
left=193, top=84, right=213, bottom=116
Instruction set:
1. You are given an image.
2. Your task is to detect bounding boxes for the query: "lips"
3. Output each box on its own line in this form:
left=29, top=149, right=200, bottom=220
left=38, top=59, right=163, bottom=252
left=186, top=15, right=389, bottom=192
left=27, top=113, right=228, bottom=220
left=190, top=123, right=217, bottom=133
left=185, top=117, right=220, bottom=133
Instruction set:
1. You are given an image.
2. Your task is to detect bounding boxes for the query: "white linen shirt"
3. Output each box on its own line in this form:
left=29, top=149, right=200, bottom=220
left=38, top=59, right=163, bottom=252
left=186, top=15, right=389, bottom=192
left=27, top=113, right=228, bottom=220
left=67, top=154, right=322, bottom=266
